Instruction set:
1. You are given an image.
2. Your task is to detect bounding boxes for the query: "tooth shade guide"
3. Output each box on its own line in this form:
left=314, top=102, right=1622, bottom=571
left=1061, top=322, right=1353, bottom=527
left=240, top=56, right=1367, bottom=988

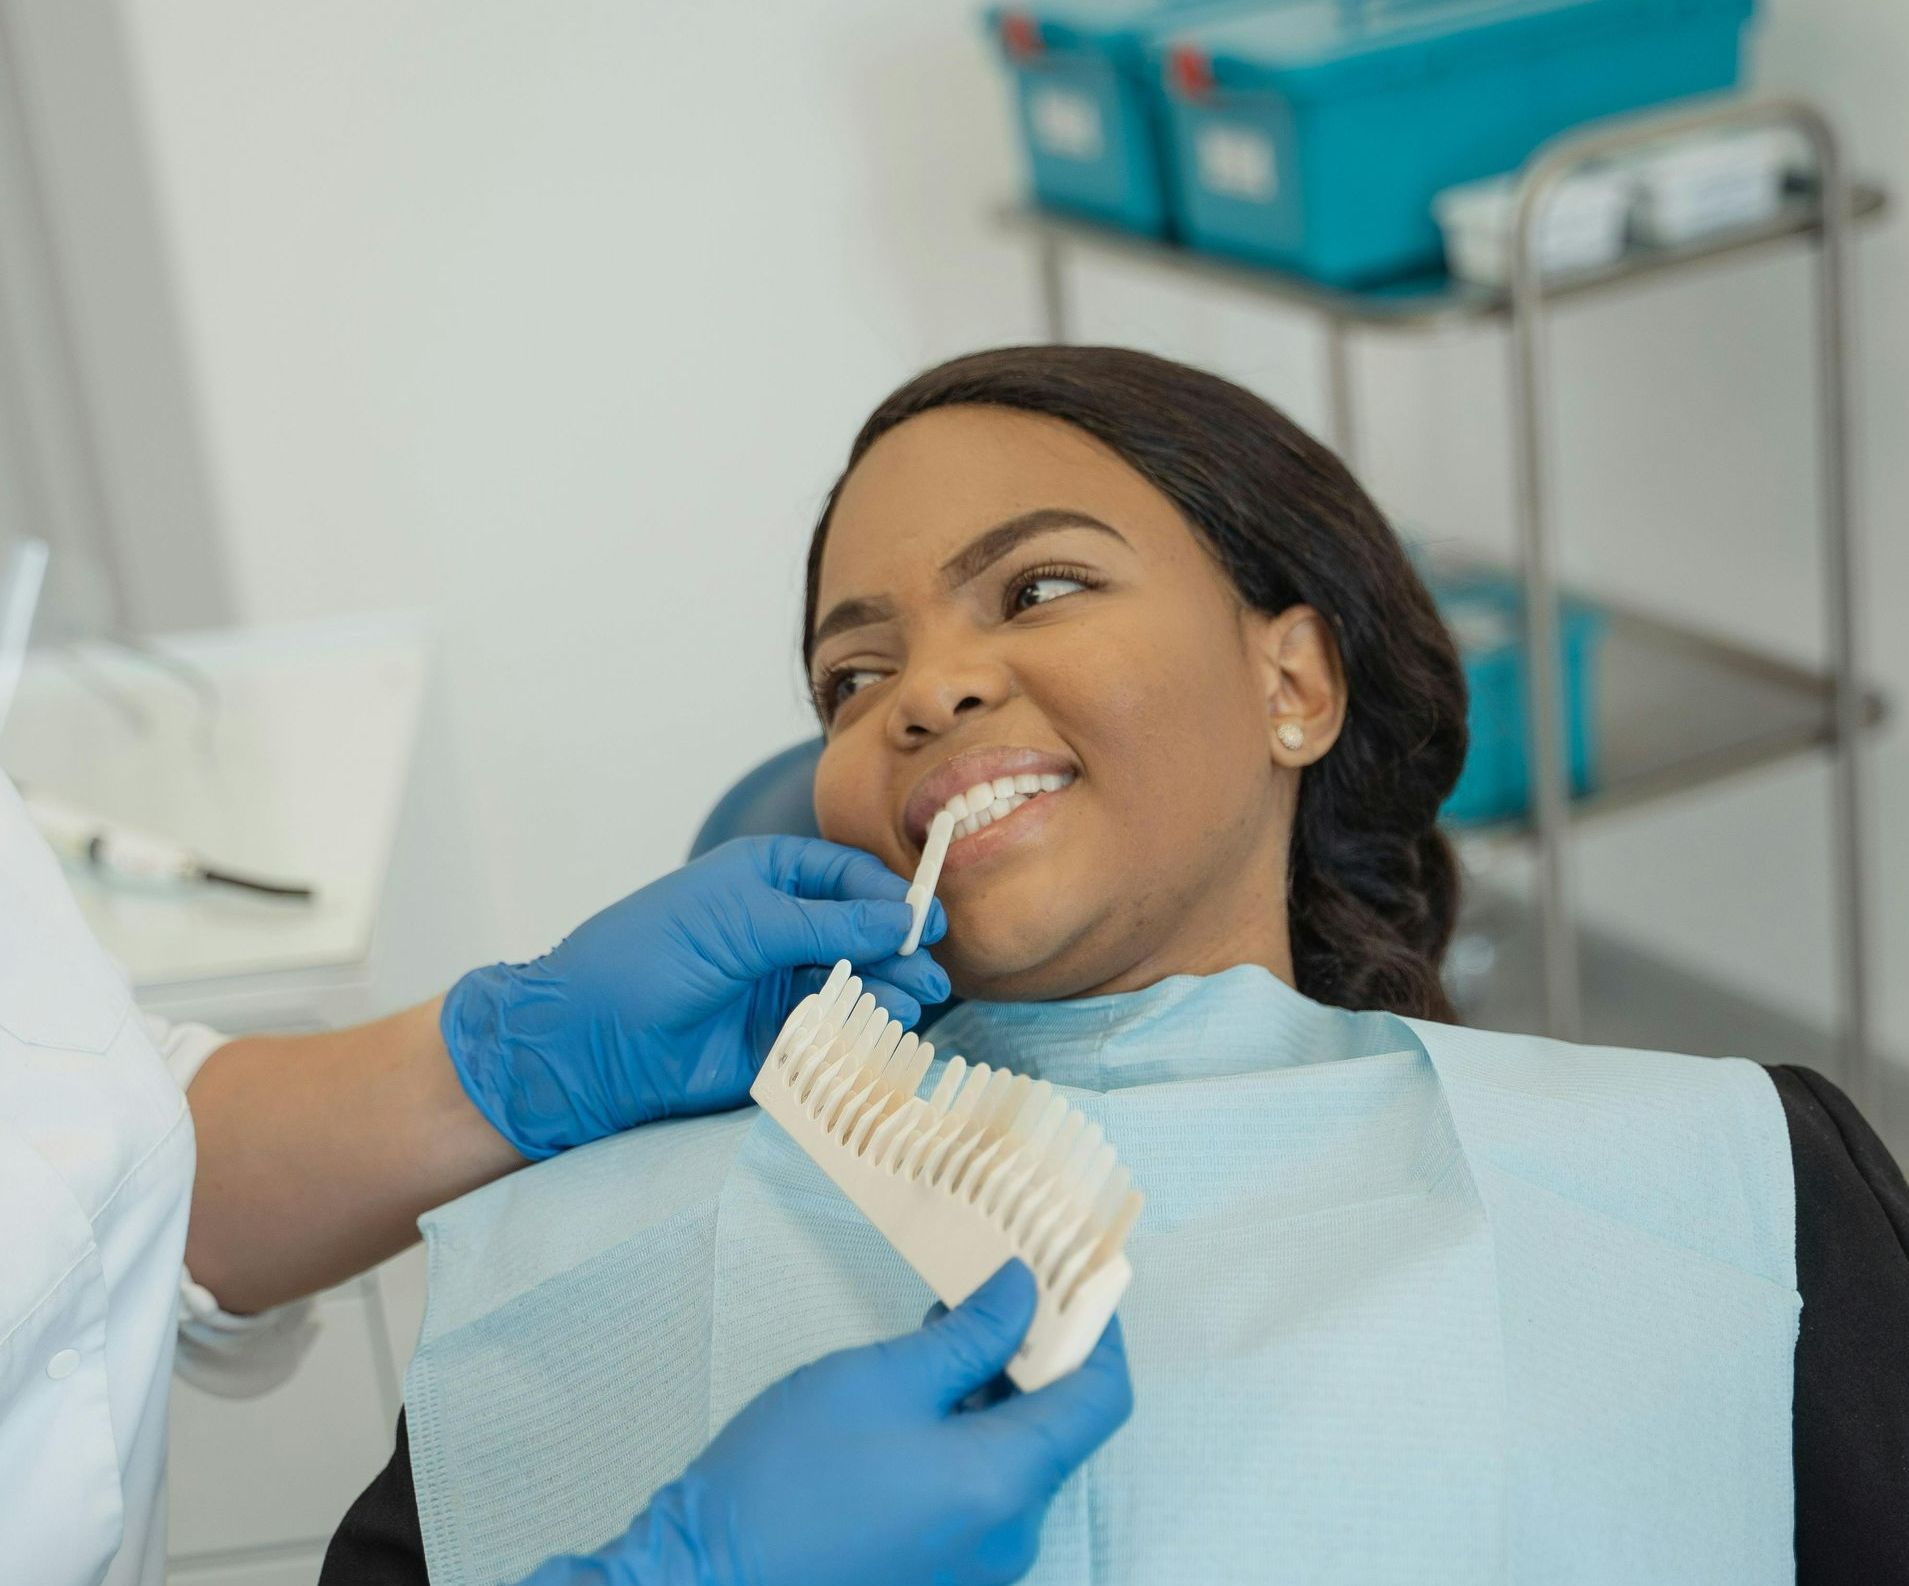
left=750, top=960, right=1137, bottom=1389
left=927, top=1054, right=967, bottom=1111
left=900, top=809, right=954, bottom=957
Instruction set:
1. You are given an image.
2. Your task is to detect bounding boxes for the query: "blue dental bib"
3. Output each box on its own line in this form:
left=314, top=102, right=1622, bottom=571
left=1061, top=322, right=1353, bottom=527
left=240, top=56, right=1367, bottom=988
left=404, top=967, right=1799, bottom=1585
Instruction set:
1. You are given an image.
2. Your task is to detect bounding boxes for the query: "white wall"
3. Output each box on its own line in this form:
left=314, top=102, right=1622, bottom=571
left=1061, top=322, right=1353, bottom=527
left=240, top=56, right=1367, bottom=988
left=112, top=1, right=1908, bottom=1069
left=117, top=0, right=1043, bottom=986
left=0, top=0, right=231, bottom=633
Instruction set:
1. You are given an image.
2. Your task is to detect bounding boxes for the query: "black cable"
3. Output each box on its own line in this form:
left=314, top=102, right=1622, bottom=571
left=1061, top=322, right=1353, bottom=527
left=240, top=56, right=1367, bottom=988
left=200, top=867, right=316, bottom=901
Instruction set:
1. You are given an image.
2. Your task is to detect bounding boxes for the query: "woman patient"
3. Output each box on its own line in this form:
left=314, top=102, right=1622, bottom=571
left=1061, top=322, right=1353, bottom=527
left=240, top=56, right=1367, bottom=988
left=329, top=347, right=1908, bottom=1584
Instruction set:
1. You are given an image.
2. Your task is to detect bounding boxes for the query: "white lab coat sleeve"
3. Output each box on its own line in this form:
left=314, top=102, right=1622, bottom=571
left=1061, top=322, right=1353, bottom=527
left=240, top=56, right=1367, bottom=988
left=143, top=1012, right=322, bottom=1397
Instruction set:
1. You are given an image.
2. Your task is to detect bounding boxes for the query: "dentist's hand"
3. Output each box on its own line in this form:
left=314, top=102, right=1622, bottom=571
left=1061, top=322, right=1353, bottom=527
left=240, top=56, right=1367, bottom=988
left=512, top=1261, right=1134, bottom=1586
left=442, top=836, right=948, bottom=1159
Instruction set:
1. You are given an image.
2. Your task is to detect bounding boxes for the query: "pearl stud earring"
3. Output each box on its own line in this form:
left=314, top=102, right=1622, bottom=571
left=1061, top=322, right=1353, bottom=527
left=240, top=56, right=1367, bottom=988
left=1276, top=722, right=1305, bottom=752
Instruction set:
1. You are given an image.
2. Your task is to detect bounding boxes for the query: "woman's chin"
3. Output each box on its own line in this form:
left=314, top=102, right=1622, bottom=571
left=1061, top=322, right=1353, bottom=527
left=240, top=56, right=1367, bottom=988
left=930, top=827, right=1147, bottom=1000
left=939, top=913, right=1113, bottom=1004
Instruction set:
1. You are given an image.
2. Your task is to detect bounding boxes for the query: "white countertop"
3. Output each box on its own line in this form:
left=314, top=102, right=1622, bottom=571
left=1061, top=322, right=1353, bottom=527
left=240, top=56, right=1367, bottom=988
left=1, top=613, right=428, bottom=993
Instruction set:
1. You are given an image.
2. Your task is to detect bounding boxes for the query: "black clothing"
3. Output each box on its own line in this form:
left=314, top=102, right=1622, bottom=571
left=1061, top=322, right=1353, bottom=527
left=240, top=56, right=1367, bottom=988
left=321, top=1407, right=424, bottom=1584
left=1775, top=1066, right=1909, bottom=1581
left=320, top=1065, right=1909, bottom=1585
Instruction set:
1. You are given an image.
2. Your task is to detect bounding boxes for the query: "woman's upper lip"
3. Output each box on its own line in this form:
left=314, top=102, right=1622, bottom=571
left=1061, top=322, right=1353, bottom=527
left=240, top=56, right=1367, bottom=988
left=902, top=745, right=1078, bottom=848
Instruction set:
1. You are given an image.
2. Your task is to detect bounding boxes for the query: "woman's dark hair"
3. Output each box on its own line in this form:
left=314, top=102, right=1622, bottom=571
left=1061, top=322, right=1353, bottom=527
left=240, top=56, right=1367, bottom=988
left=803, top=345, right=1468, bottom=1023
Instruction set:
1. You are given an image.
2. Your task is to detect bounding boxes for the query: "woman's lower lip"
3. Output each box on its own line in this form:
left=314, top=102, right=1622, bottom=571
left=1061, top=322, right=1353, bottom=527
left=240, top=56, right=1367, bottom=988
left=935, top=786, right=1069, bottom=876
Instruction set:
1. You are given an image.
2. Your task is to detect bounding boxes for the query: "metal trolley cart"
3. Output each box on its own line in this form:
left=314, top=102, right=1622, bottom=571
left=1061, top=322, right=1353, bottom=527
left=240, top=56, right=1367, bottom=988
left=1005, top=97, right=1889, bottom=1109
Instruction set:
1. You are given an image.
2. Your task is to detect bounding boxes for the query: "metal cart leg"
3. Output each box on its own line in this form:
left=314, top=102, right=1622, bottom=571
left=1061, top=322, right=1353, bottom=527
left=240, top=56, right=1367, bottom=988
left=1505, top=243, right=1580, bottom=1041
left=1793, top=107, right=1875, bottom=1111
left=1038, top=236, right=1071, bottom=344
left=1507, top=98, right=1873, bottom=1070
left=1324, top=317, right=1360, bottom=472
left=358, top=1270, right=404, bottom=1426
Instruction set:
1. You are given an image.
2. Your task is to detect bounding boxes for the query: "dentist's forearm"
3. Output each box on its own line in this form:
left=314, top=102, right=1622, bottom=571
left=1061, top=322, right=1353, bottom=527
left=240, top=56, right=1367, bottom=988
left=183, top=999, right=525, bottom=1315
left=181, top=839, right=947, bottom=1316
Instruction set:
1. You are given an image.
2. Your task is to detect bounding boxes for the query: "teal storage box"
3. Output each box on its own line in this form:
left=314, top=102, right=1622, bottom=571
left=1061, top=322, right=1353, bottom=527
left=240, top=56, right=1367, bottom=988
left=1431, top=567, right=1608, bottom=827
left=984, top=1, right=1281, bottom=236
left=1155, top=0, right=1757, bottom=286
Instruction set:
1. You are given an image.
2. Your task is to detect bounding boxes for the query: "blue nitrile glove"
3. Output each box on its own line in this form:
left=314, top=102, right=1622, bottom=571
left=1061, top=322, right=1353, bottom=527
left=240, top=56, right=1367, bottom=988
left=442, top=836, right=949, bottom=1159
left=511, top=1261, right=1133, bottom=1586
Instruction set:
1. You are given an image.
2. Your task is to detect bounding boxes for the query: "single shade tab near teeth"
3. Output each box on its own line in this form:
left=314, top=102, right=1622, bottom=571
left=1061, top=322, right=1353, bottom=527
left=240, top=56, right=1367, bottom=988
left=751, top=957, right=1141, bottom=1390
left=900, top=809, right=954, bottom=957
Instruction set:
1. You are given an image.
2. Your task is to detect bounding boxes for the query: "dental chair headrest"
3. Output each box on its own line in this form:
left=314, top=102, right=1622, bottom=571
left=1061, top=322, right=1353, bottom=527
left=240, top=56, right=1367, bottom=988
left=690, top=738, right=824, bottom=858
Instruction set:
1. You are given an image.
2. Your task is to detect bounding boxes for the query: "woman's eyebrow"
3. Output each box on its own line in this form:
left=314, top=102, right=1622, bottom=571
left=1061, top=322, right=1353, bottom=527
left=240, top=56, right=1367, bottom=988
left=810, top=594, right=897, bottom=650
left=810, top=509, right=1128, bottom=651
left=940, top=509, right=1129, bottom=592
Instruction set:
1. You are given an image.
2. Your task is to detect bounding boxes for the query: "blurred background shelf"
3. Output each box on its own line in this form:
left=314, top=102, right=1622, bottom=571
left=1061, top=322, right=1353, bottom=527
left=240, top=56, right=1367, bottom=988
left=1006, top=98, right=1887, bottom=1108
left=1000, top=182, right=1887, bottom=333
left=1431, top=551, right=1891, bottom=842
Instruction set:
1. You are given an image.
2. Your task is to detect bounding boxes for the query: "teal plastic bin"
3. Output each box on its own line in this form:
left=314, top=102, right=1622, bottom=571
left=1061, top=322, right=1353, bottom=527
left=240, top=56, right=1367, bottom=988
left=1155, top=0, right=1757, bottom=286
left=983, top=1, right=1286, bottom=236
left=1430, top=566, right=1607, bottom=827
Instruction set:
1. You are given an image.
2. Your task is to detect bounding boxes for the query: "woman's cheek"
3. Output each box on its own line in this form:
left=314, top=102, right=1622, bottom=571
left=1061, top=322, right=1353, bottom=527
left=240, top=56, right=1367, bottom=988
left=811, top=748, right=855, bottom=845
left=1052, top=633, right=1184, bottom=771
left=1062, top=626, right=1263, bottom=853
left=813, top=747, right=896, bottom=867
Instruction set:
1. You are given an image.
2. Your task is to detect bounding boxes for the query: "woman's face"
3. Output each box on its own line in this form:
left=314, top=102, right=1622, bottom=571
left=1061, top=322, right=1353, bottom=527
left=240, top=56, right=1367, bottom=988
left=808, top=405, right=1342, bottom=1002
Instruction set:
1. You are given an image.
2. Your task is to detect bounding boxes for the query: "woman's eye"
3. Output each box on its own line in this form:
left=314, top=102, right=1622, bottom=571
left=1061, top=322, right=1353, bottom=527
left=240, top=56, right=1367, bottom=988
left=827, top=668, right=883, bottom=712
left=1009, top=574, right=1090, bottom=614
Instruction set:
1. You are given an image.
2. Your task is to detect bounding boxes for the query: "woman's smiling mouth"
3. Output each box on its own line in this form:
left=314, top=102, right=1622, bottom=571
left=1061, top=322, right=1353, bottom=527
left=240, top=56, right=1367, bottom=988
left=937, top=775, right=1074, bottom=874
left=940, top=770, right=1075, bottom=841
left=901, top=747, right=1079, bottom=872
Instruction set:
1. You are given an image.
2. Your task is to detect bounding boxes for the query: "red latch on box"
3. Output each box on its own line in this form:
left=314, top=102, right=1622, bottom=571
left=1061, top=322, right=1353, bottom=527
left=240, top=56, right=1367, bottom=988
left=1000, top=11, right=1042, bottom=60
left=1168, top=43, right=1214, bottom=101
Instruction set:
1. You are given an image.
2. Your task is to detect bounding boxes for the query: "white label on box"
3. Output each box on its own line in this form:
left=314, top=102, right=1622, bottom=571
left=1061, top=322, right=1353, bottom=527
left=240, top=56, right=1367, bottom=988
left=1196, top=124, right=1278, bottom=203
left=1030, top=86, right=1104, bottom=162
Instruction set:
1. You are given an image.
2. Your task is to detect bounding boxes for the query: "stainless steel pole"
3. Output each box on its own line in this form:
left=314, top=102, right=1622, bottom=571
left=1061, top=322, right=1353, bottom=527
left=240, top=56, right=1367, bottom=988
left=1038, top=234, right=1070, bottom=344
left=1504, top=96, right=1872, bottom=1070
left=1788, top=104, right=1873, bottom=1111
left=1508, top=159, right=1581, bottom=1040
left=1324, top=317, right=1359, bottom=472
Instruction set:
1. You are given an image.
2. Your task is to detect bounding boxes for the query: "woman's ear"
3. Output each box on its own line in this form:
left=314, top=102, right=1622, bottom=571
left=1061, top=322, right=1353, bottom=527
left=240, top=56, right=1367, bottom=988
left=1248, top=605, right=1348, bottom=767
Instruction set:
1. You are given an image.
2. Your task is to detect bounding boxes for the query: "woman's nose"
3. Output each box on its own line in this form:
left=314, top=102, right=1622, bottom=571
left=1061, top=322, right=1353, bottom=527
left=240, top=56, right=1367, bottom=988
left=886, top=644, right=1014, bottom=745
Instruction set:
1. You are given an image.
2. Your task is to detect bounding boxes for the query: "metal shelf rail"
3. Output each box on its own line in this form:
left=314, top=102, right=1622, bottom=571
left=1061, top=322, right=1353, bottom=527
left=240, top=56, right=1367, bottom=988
left=1430, top=547, right=1888, bottom=842
left=1005, top=97, right=1885, bottom=1108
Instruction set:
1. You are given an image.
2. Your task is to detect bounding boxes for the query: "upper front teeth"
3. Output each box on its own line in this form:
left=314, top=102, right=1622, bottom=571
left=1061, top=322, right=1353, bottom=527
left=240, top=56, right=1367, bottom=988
left=940, top=771, right=1073, bottom=840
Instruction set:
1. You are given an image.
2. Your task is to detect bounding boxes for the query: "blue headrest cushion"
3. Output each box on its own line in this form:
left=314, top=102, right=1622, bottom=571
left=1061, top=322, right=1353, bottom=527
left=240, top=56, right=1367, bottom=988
left=689, top=738, right=825, bottom=858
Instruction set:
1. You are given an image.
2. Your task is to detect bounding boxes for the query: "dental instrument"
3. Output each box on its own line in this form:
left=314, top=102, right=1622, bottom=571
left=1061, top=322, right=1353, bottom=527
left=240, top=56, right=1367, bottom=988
left=900, top=808, right=954, bottom=956
left=751, top=959, right=1141, bottom=1390
left=21, top=786, right=317, bottom=900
